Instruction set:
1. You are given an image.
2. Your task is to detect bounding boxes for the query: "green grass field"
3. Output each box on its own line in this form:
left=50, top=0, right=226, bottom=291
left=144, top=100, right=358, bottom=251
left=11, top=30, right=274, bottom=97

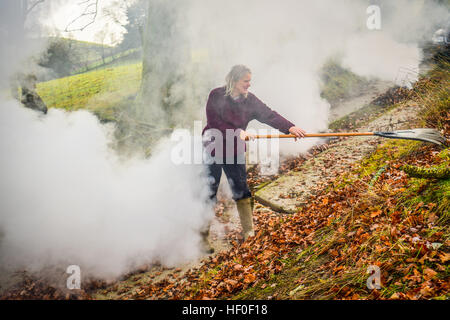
left=37, top=62, right=142, bottom=121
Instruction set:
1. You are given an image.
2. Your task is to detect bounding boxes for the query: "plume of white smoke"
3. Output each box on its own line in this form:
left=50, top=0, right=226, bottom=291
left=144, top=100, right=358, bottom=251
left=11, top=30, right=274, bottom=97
left=341, top=32, right=422, bottom=88
left=0, top=101, right=213, bottom=279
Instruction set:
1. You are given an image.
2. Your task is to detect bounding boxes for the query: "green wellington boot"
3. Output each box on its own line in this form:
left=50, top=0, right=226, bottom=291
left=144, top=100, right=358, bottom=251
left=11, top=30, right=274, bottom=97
left=236, top=197, right=255, bottom=241
left=200, top=227, right=214, bottom=254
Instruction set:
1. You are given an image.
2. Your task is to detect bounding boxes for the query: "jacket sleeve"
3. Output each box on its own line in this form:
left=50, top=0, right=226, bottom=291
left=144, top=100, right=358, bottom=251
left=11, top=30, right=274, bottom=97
left=251, top=95, right=295, bottom=134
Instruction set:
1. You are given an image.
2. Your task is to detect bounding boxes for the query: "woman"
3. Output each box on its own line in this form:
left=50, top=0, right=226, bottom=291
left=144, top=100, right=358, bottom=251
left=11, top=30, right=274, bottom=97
left=201, top=65, right=306, bottom=251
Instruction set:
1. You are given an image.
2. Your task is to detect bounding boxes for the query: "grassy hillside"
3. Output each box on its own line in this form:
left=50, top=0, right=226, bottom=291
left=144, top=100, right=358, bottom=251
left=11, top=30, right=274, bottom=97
left=36, top=37, right=141, bottom=79
left=71, top=48, right=142, bottom=75
left=36, top=63, right=142, bottom=122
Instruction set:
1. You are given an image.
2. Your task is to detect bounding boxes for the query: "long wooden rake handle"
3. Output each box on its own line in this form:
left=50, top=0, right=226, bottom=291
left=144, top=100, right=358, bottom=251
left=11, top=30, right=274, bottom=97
left=240, top=129, right=445, bottom=146
left=243, top=132, right=375, bottom=140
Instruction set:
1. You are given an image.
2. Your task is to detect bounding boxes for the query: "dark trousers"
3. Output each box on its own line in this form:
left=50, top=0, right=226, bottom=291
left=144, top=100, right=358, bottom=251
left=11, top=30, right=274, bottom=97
left=207, top=162, right=252, bottom=202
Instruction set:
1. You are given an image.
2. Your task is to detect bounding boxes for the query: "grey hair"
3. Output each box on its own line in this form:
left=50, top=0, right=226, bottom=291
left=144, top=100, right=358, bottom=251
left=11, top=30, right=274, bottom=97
left=225, top=65, right=251, bottom=97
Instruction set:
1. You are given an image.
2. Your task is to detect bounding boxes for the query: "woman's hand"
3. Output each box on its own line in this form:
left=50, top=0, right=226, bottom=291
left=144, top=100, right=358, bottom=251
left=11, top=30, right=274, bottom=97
left=239, top=130, right=256, bottom=141
left=289, top=126, right=306, bottom=141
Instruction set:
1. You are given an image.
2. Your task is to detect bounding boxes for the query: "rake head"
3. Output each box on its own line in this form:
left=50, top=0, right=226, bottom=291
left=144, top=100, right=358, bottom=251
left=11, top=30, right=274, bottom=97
left=374, top=128, right=447, bottom=146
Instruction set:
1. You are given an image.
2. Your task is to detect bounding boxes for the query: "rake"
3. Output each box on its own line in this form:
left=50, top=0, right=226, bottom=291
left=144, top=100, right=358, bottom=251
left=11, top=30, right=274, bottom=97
left=241, top=128, right=447, bottom=146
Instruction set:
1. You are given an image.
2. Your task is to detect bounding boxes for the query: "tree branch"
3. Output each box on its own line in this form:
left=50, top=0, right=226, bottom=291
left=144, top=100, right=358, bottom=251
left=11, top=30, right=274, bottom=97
left=64, top=0, right=99, bottom=32
left=26, top=0, right=45, bottom=15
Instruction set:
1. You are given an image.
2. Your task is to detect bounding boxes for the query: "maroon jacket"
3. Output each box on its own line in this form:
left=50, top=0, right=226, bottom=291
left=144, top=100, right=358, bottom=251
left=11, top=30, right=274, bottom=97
left=202, top=86, right=295, bottom=158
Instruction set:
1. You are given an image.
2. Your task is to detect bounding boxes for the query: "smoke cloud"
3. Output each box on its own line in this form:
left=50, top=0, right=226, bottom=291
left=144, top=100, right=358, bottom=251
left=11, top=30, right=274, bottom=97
left=0, top=101, right=212, bottom=278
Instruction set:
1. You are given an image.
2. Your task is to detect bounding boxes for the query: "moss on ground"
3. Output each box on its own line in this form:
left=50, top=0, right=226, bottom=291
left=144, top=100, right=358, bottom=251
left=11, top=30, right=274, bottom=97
left=355, top=140, right=422, bottom=178
left=319, top=59, right=371, bottom=105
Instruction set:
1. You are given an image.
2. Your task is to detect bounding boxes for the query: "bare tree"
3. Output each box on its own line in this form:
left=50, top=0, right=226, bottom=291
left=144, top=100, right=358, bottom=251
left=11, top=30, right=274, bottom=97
left=136, top=0, right=189, bottom=126
left=24, top=0, right=46, bottom=18
left=95, top=28, right=109, bottom=64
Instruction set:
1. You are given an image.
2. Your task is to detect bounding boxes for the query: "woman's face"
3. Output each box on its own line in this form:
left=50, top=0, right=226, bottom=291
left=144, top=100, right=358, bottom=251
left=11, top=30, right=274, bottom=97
left=233, top=72, right=251, bottom=97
